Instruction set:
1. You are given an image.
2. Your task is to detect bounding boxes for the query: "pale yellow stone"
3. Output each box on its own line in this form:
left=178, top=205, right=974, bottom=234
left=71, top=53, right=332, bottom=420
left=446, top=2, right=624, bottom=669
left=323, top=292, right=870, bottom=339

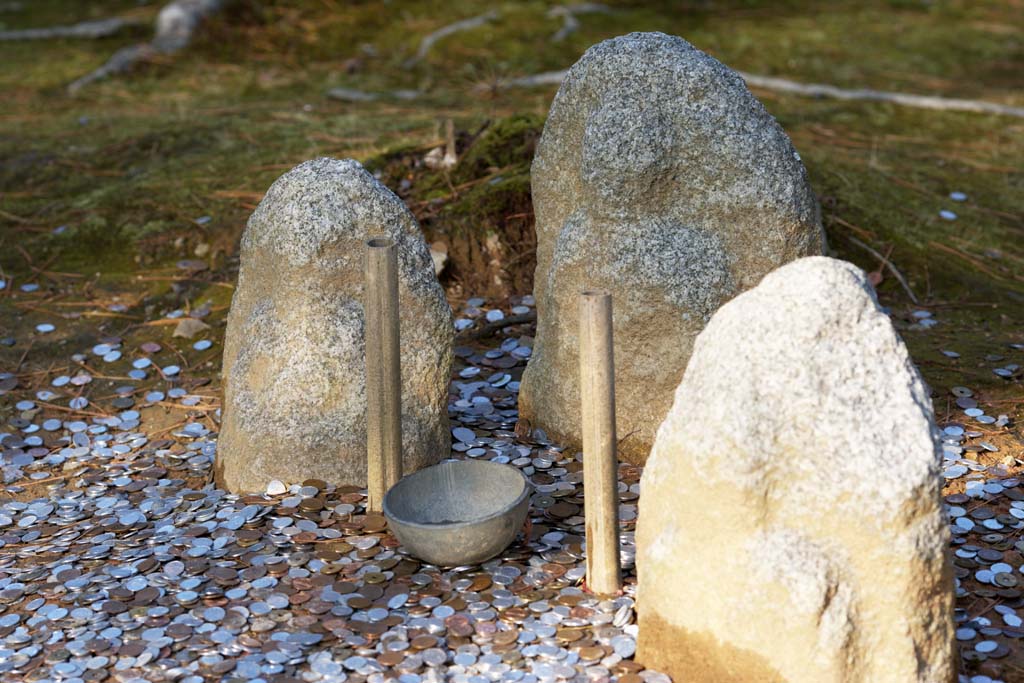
left=637, top=257, right=955, bottom=683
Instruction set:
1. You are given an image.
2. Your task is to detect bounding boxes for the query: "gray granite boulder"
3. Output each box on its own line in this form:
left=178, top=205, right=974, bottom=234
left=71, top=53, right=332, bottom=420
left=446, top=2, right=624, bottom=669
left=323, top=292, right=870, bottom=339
left=637, top=257, right=955, bottom=683
left=216, top=158, right=453, bottom=493
left=519, top=32, right=825, bottom=463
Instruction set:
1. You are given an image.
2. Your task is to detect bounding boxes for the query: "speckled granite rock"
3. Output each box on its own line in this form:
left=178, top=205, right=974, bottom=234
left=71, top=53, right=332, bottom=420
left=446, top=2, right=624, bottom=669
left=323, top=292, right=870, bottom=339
left=216, top=158, right=453, bottom=493
left=637, top=257, right=955, bottom=683
left=519, top=32, right=824, bottom=463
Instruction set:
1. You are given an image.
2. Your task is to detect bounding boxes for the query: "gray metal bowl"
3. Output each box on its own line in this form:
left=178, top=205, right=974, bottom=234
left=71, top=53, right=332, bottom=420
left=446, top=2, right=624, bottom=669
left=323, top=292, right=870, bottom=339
left=383, top=459, right=531, bottom=567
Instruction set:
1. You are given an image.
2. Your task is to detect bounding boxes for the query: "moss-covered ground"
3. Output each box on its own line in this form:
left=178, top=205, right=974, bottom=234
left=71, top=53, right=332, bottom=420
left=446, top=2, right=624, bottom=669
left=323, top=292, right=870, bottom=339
left=0, top=0, right=1021, bottom=417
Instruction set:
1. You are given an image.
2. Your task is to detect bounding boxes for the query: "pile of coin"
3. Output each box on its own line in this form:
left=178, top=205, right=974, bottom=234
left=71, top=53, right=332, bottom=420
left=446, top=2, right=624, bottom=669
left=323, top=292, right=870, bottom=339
left=925, top=320, right=1023, bottom=683
left=0, top=295, right=662, bottom=683
left=3, top=290, right=1023, bottom=683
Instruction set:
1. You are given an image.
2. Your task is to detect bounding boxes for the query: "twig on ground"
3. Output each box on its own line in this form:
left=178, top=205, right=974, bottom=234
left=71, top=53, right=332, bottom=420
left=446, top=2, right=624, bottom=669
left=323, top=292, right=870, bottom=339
left=154, top=401, right=220, bottom=413
left=17, top=474, right=68, bottom=488
left=35, top=401, right=114, bottom=420
left=138, top=318, right=193, bottom=328
left=830, top=216, right=876, bottom=241
left=455, top=312, right=536, bottom=342
left=408, top=165, right=516, bottom=210
left=15, top=341, right=34, bottom=372
left=846, top=235, right=920, bottom=304
left=68, top=0, right=226, bottom=94
left=405, top=11, right=499, bottom=67
left=0, top=208, right=32, bottom=224
left=149, top=419, right=190, bottom=438
left=0, top=17, right=134, bottom=41
left=929, top=241, right=1007, bottom=281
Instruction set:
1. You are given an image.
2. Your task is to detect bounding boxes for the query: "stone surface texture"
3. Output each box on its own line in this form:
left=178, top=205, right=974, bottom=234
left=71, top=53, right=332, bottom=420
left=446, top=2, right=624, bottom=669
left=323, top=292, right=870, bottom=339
left=216, top=157, right=453, bottom=493
left=519, top=31, right=825, bottom=463
left=636, top=256, right=955, bottom=683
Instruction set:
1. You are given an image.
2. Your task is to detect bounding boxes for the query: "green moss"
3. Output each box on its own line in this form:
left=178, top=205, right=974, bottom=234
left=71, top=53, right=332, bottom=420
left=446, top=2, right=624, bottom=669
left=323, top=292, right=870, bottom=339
left=0, top=0, right=1021, bottom=434
left=0, top=0, right=142, bottom=30
left=60, top=214, right=115, bottom=247
left=367, top=114, right=540, bottom=242
left=900, top=305, right=1024, bottom=401
left=454, top=113, right=542, bottom=184
left=0, top=0, right=1020, bottom=307
left=781, top=101, right=1024, bottom=303
left=448, top=171, right=532, bottom=231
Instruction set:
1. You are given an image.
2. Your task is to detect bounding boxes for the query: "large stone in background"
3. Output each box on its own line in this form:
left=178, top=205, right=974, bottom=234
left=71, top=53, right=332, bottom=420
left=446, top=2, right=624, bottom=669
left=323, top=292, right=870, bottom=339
left=216, top=158, right=453, bottom=493
left=637, top=257, right=954, bottom=683
left=519, top=32, right=824, bottom=463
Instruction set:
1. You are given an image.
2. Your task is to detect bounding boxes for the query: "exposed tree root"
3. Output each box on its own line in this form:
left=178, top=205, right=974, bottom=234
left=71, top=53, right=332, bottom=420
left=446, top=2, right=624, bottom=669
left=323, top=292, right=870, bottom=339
left=0, top=17, right=134, bottom=41
left=548, top=7, right=579, bottom=43
left=739, top=72, right=1024, bottom=119
left=547, top=3, right=611, bottom=43
left=67, top=0, right=226, bottom=94
left=405, top=10, right=499, bottom=67
left=68, top=44, right=154, bottom=94
left=325, top=87, right=421, bottom=103
left=489, top=70, right=566, bottom=90
left=494, top=68, right=1024, bottom=119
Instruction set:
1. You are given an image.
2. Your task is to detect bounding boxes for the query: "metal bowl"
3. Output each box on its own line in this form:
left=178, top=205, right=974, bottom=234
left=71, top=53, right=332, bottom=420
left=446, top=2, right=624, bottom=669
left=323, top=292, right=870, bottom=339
left=383, top=459, right=531, bottom=567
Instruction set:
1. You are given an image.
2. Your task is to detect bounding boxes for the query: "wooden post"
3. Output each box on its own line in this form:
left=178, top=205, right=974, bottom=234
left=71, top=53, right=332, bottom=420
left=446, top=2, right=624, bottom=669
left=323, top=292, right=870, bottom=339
left=365, top=237, right=402, bottom=513
left=580, top=289, right=621, bottom=595
left=443, top=118, right=457, bottom=167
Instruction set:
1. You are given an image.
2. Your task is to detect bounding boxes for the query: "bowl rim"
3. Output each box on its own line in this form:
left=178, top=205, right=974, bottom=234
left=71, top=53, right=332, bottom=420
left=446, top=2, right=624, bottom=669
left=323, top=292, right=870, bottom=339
left=382, top=459, right=531, bottom=531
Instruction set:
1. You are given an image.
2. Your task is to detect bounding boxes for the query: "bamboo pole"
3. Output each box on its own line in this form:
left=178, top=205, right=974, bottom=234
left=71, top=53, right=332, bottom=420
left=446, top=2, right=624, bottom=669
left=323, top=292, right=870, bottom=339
left=579, top=289, right=621, bottom=595
left=365, top=237, right=402, bottom=513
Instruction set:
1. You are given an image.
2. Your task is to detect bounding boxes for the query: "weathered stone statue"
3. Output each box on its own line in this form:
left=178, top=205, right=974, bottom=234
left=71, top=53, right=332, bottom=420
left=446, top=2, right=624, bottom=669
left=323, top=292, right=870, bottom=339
left=216, top=158, right=453, bottom=493
left=519, top=32, right=825, bottom=463
left=637, top=257, right=955, bottom=683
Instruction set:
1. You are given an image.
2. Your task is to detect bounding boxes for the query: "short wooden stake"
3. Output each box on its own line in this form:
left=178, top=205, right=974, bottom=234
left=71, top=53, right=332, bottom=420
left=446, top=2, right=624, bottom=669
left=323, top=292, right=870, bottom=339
left=365, top=237, right=402, bottom=513
left=579, top=289, right=622, bottom=595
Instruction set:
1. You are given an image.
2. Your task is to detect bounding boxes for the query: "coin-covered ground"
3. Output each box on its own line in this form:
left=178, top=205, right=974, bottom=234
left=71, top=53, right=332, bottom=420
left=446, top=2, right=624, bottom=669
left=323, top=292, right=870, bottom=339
left=0, top=285, right=663, bottom=683
left=0, top=274, right=1023, bottom=683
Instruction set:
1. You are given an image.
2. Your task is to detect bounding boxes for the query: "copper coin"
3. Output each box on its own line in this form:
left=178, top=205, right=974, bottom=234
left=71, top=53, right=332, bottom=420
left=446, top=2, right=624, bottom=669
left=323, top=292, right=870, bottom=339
left=411, top=635, right=437, bottom=650
left=493, top=630, right=519, bottom=646
left=446, top=614, right=474, bottom=637
left=542, top=563, right=567, bottom=578
left=616, top=661, right=644, bottom=675
left=348, top=596, right=371, bottom=609
left=378, top=651, right=404, bottom=667
left=502, top=607, right=528, bottom=623
left=102, top=601, right=127, bottom=614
